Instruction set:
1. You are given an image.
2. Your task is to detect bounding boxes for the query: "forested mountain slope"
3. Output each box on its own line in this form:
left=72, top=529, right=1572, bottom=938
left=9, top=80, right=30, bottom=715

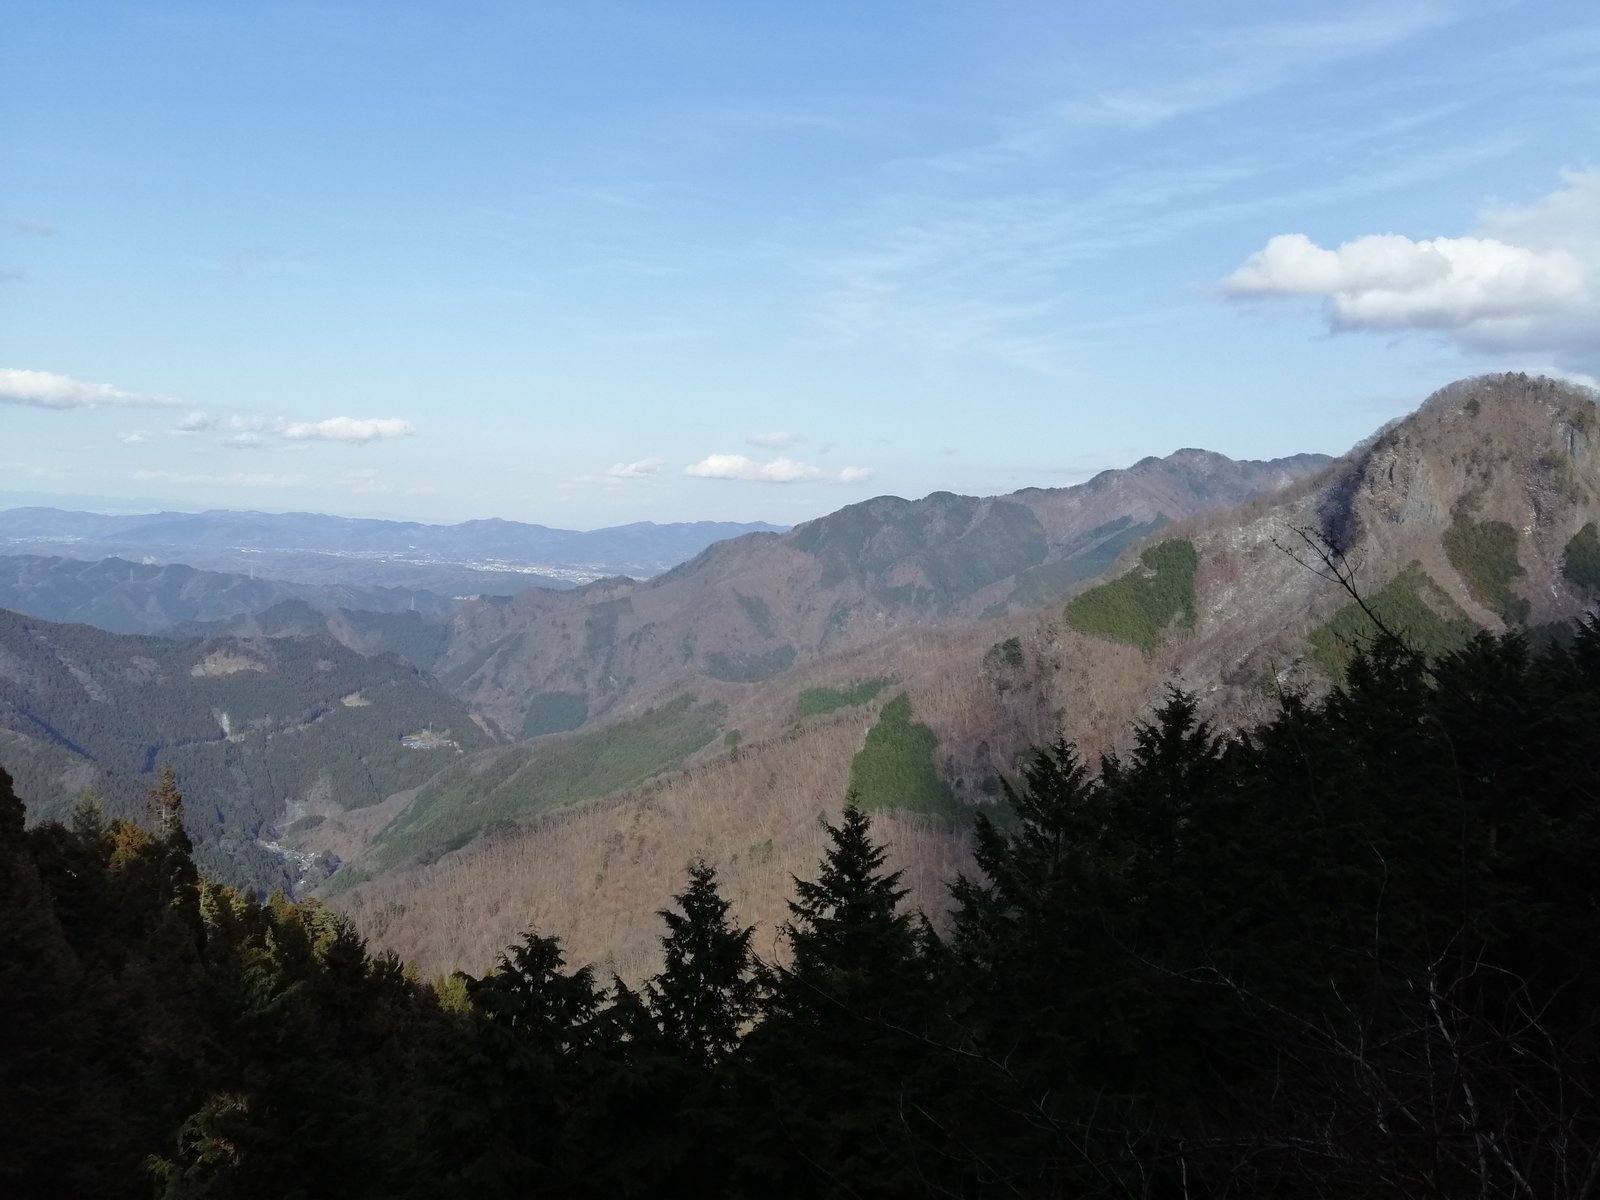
left=0, top=553, right=457, bottom=633
left=164, top=598, right=452, bottom=672
left=0, top=609, right=488, bottom=892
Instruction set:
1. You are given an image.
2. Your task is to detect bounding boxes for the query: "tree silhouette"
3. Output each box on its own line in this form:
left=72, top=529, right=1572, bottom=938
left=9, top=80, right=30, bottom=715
left=646, top=859, right=761, bottom=1067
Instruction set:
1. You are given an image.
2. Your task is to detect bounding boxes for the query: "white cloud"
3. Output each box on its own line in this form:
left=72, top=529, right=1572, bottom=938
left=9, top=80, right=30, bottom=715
left=222, top=433, right=262, bottom=449
left=606, top=457, right=665, bottom=478
left=746, top=431, right=801, bottom=449
left=118, top=431, right=152, bottom=444
left=1222, top=232, right=1583, bottom=327
left=280, top=416, right=414, bottom=442
left=175, top=411, right=215, bottom=432
left=8, top=218, right=55, bottom=237
left=0, top=368, right=181, bottom=410
left=1222, top=170, right=1600, bottom=366
left=685, top=454, right=871, bottom=483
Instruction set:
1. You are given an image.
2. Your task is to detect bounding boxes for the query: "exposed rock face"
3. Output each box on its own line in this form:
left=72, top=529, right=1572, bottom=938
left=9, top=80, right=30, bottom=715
left=1059, top=373, right=1600, bottom=737
left=1317, top=375, right=1594, bottom=599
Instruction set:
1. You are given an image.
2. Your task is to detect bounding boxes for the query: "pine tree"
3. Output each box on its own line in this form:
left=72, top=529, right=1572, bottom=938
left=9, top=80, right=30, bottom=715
left=744, top=800, right=941, bottom=1199
left=442, top=930, right=604, bottom=1193
left=139, top=767, right=203, bottom=950
left=1100, top=685, right=1226, bottom=893
left=468, top=927, right=602, bottom=1053
left=645, top=859, right=760, bottom=1067
left=778, top=799, right=918, bottom=1020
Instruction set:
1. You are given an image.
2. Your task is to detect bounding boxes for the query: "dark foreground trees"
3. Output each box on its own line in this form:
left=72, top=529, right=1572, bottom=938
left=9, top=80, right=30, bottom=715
left=3, top=619, right=1599, bottom=1198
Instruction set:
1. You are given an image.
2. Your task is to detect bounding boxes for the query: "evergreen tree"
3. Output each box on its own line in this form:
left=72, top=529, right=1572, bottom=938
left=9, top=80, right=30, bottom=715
left=443, top=930, right=605, bottom=1191
left=468, top=927, right=603, bottom=1052
left=2, top=612, right=1598, bottom=1198
left=777, top=799, right=919, bottom=1020
left=951, top=739, right=1110, bottom=1065
left=575, top=863, right=762, bottom=1198
left=0, top=767, right=89, bottom=1198
left=744, top=801, right=943, bottom=1198
left=645, top=859, right=761, bottom=1067
left=0, top=762, right=23, bottom=843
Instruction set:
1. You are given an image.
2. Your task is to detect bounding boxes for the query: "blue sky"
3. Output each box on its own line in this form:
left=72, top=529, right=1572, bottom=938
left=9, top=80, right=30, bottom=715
left=4, top=0, right=1597, bottom=527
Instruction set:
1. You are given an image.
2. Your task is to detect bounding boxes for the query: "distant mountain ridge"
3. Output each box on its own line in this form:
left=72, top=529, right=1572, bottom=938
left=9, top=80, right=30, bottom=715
left=0, top=506, right=788, bottom=586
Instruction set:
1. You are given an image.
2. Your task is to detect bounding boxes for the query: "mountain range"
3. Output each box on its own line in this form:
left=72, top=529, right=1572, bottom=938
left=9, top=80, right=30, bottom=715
left=0, top=507, right=787, bottom=594
left=4, top=372, right=1593, bottom=981
left=0, top=442, right=1324, bottom=907
left=434, top=447, right=1329, bottom=737
left=327, top=374, right=1600, bottom=978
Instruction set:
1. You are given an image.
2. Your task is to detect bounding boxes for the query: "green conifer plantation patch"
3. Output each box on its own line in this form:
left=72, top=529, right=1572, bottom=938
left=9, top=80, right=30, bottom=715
left=1563, top=522, right=1600, bottom=593
left=795, top=676, right=893, bottom=718
left=374, top=696, right=723, bottom=868
left=847, top=693, right=959, bottom=818
left=1062, top=539, right=1199, bottom=653
left=1307, top=565, right=1478, bottom=681
left=1443, top=514, right=1530, bottom=622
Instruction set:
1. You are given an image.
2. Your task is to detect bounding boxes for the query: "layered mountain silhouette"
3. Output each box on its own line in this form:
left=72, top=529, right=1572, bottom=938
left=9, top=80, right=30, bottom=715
left=0, top=507, right=785, bottom=591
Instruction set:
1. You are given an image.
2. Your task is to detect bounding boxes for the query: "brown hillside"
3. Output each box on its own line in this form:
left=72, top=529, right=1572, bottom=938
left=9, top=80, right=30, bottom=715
left=436, top=448, right=1329, bottom=737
